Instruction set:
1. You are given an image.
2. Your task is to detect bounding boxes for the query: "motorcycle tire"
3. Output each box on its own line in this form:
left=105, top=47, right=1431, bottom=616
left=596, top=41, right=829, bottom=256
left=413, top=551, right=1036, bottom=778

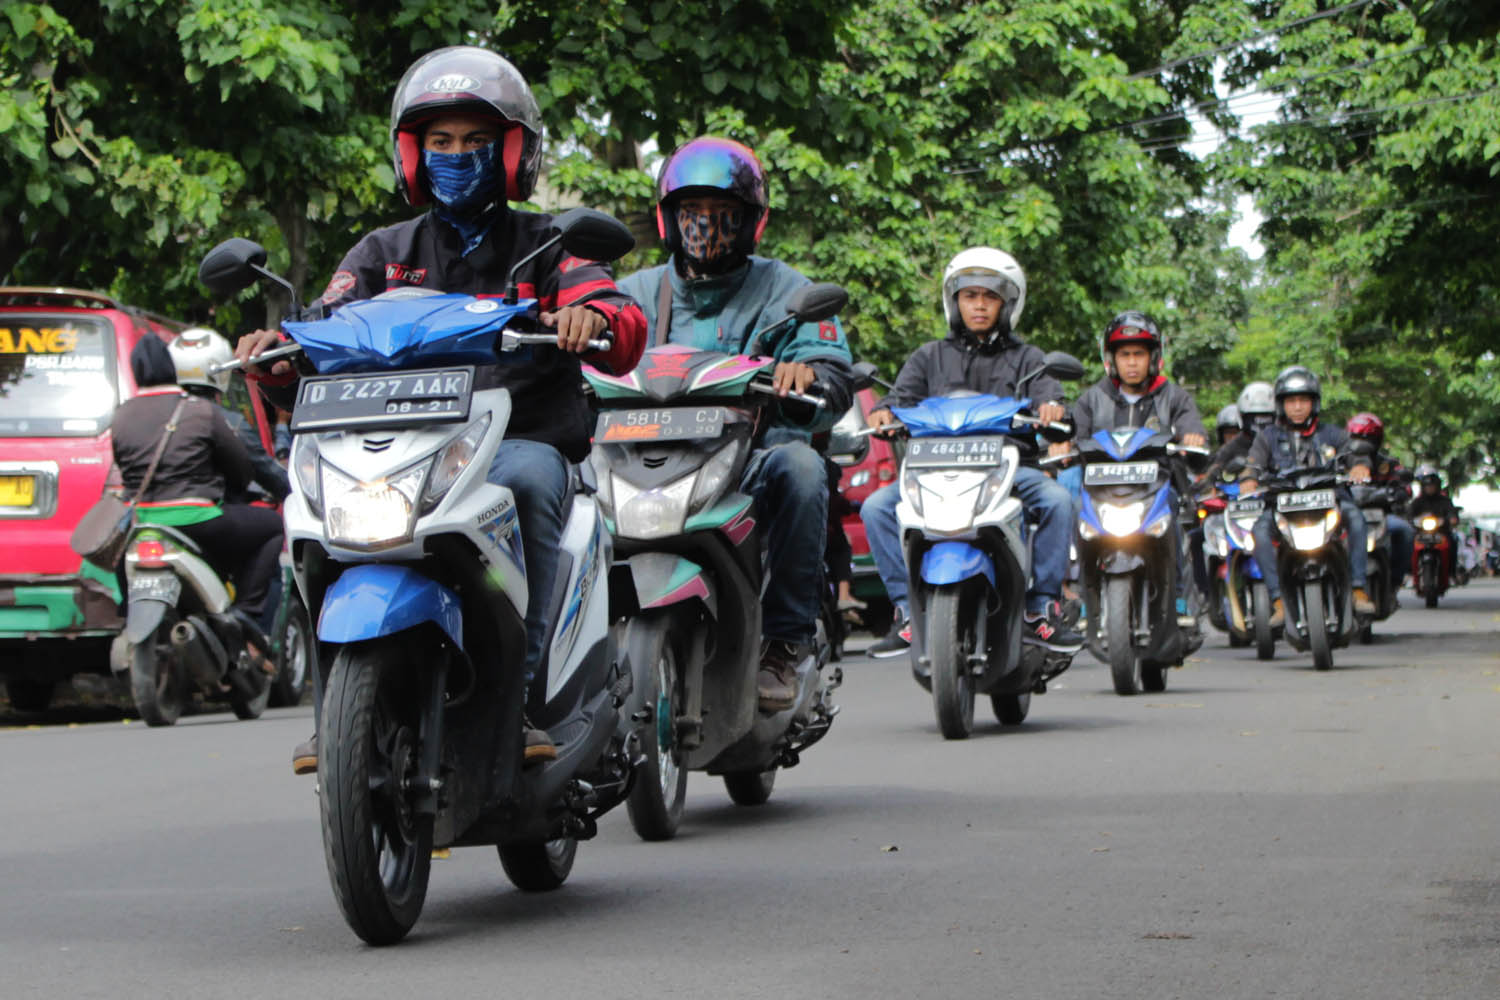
left=499, top=838, right=578, bottom=892
left=1421, top=561, right=1438, bottom=608
left=270, top=598, right=314, bottom=708
left=1105, top=576, right=1141, bottom=696
left=927, top=583, right=977, bottom=739
left=130, top=618, right=183, bottom=727
left=1303, top=580, right=1333, bottom=672
left=624, top=616, right=687, bottom=842
left=723, top=769, right=776, bottom=806
left=1252, top=581, right=1275, bottom=661
left=4, top=678, right=56, bottom=713
left=991, top=691, right=1030, bottom=725
left=1358, top=623, right=1374, bottom=645
left=227, top=661, right=271, bottom=721
left=320, top=643, right=432, bottom=946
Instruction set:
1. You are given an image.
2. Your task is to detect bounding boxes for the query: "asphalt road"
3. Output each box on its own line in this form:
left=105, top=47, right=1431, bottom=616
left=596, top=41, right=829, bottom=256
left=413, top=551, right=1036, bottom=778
left=4, top=582, right=1498, bottom=999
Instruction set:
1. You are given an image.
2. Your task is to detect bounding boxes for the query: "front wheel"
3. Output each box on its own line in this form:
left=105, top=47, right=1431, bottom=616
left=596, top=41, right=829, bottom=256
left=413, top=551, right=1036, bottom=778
left=1105, top=576, right=1140, bottom=696
left=927, top=583, right=978, bottom=738
left=1421, top=560, right=1439, bottom=608
left=1303, top=580, right=1333, bottom=672
left=723, top=769, right=776, bottom=806
left=991, top=691, right=1030, bottom=725
left=129, top=620, right=183, bottom=727
left=270, top=598, right=314, bottom=707
left=1251, top=581, right=1275, bottom=661
left=498, top=838, right=577, bottom=892
left=320, top=643, right=432, bottom=945
left=624, top=618, right=687, bottom=842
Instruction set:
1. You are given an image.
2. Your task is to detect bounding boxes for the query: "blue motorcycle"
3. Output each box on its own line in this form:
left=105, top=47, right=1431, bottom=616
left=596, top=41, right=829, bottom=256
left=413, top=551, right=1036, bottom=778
left=1201, top=482, right=1280, bottom=658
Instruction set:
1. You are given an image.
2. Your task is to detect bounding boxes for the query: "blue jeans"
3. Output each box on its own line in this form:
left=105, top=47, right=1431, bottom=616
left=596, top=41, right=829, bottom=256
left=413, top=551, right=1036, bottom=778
left=741, top=439, right=828, bottom=645
left=1387, top=514, right=1413, bottom=587
left=1252, top=500, right=1368, bottom=601
left=487, top=439, right=569, bottom=678
left=861, top=465, right=1072, bottom=618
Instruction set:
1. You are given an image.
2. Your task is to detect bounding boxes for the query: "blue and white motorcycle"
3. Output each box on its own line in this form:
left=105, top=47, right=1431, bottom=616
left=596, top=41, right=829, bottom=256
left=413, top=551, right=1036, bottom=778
left=890, top=352, right=1083, bottom=739
left=198, top=209, right=642, bottom=945
left=1201, top=483, right=1280, bottom=659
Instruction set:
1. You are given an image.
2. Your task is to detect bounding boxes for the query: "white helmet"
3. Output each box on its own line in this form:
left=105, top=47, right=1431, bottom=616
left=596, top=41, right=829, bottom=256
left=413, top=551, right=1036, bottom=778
left=169, top=327, right=233, bottom=394
left=941, top=247, right=1026, bottom=338
left=1236, top=380, right=1275, bottom=428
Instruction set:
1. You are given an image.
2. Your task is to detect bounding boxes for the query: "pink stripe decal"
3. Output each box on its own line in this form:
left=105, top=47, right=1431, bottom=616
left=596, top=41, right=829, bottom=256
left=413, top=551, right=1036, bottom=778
left=644, top=575, right=710, bottom=609
left=723, top=508, right=757, bottom=546
left=691, top=355, right=772, bottom=391
left=581, top=363, right=639, bottom=390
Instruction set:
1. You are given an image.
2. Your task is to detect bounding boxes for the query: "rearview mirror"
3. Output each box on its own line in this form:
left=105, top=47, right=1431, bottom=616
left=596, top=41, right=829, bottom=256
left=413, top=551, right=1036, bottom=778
left=1041, top=351, right=1086, bottom=381
left=553, top=207, right=636, bottom=263
left=851, top=361, right=879, bottom=392
left=198, top=238, right=269, bottom=298
left=785, top=283, right=848, bottom=325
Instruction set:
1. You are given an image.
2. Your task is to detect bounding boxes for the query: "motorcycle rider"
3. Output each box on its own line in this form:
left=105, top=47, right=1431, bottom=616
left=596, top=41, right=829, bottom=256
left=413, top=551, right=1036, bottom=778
left=1408, top=464, right=1461, bottom=581
left=1238, top=365, right=1374, bottom=626
left=113, top=336, right=283, bottom=656
left=235, top=46, right=647, bottom=772
left=1346, top=412, right=1413, bottom=589
left=1204, top=381, right=1275, bottom=485
left=1067, top=311, right=1208, bottom=627
left=615, top=136, right=854, bottom=712
left=862, top=247, right=1082, bottom=657
left=1214, top=405, right=1241, bottom=448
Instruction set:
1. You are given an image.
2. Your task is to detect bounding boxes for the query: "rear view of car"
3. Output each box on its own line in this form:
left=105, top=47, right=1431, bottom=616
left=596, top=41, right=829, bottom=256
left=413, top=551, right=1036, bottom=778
left=0, top=288, right=183, bottom=711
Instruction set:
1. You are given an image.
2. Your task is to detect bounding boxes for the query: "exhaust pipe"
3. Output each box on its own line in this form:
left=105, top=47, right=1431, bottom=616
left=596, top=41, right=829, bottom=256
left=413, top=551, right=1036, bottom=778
left=170, top=619, right=227, bottom=692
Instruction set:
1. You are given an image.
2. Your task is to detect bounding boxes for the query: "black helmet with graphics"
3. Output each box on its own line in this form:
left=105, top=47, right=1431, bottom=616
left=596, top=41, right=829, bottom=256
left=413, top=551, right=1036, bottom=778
left=1272, top=365, right=1321, bottom=427
left=390, top=46, right=543, bottom=207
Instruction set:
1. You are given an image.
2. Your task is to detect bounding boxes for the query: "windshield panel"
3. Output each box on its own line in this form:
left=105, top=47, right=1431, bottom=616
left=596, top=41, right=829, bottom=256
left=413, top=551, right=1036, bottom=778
left=0, top=315, right=119, bottom=437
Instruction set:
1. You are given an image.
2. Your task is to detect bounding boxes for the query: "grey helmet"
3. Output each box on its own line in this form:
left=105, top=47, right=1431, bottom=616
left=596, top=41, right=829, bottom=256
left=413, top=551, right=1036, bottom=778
left=1272, top=365, right=1321, bottom=427
left=1215, top=404, right=1241, bottom=435
left=390, top=46, right=543, bottom=207
left=1236, top=380, right=1275, bottom=431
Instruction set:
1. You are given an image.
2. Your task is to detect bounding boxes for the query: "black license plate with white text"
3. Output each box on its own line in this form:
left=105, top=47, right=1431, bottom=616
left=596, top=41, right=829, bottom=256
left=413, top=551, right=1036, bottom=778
left=291, top=367, right=473, bottom=432
left=904, top=436, right=1008, bottom=468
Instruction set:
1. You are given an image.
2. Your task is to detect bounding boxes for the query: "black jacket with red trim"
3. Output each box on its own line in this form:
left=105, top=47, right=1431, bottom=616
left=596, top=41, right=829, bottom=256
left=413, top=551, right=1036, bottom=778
left=307, top=209, right=646, bottom=462
left=1071, top=374, right=1206, bottom=442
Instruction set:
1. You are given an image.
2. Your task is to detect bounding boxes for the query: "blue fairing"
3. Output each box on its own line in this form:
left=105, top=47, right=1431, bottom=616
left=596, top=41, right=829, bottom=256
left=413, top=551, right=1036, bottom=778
left=318, top=563, right=464, bottom=648
left=1079, top=483, right=1173, bottom=536
left=892, top=395, right=1029, bottom=437
left=1220, top=481, right=1241, bottom=499
left=1092, top=426, right=1160, bottom=460
left=284, top=294, right=536, bottom=374
left=921, top=541, right=996, bottom=588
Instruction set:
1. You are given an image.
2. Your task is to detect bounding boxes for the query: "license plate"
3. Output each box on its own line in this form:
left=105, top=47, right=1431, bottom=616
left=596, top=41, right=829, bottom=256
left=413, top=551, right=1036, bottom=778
left=1227, top=498, right=1264, bottom=516
left=129, top=573, right=181, bottom=604
left=1084, top=460, right=1158, bottom=486
left=290, top=367, right=473, bottom=432
left=0, top=474, right=34, bottom=506
left=904, top=436, right=1008, bottom=468
left=1278, top=489, right=1335, bottom=512
left=595, top=406, right=725, bottom=442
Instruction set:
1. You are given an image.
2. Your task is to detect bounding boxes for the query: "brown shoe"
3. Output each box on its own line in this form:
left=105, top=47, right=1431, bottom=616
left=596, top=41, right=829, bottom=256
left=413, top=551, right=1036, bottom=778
left=1267, top=598, right=1286, bottom=629
left=523, top=721, right=557, bottom=765
left=292, top=734, right=317, bottom=776
left=1352, top=588, right=1376, bottom=615
left=757, top=639, right=802, bottom=713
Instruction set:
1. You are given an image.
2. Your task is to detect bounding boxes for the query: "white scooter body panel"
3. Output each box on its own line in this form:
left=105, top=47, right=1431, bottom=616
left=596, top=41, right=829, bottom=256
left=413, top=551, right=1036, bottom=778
left=545, top=498, right=611, bottom=703
left=896, top=441, right=1030, bottom=578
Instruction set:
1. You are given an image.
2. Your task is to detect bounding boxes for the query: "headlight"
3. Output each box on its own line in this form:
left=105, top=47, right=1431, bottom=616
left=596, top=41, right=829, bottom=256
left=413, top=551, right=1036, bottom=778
left=1144, top=510, right=1173, bottom=537
left=1419, top=515, right=1441, bottom=531
left=589, top=448, right=614, bottom=515
left=973, top=461, right=1012, bottom=514
left=690, top=440, right=742, bottom=513
left=421, top=414, right=490, bottom=513
left=1098, top=501, right=1145, bottom=537
left=1078, top=519, right=1100, bottom=540
left=901, top=467, right=923, bottom=517
left=1289, top=521, right=1327, bottom=551
left=614, top=474, right=695, bottom=540
left=323, top=460, right=427, bottom=550
left=294, top=436, right=322, bottom=515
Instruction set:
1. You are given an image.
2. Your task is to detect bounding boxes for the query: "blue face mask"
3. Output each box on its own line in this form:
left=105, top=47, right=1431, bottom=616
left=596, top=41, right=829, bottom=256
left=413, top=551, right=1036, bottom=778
left=423, top=144, right=503, bottom=255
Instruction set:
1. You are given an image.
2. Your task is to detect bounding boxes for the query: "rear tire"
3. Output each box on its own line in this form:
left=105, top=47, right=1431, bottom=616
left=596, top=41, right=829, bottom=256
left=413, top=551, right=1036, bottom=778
left=1252, top=581, right=1275, bottom=661
left=498, top=838, right=577, bottom=892
left=928, top=583, right=977, bottom=738
left=991, top=691, right=1030, bottom=725
left=723, top=769, right=776, bottom=806
left=320, top=644, right=432, bottom=945
left=129, top=621, right=183, bottom=727
left=4, top=678, right=56, bottom=713
left=1304, top=580, right=1333, bottom=672
left=270, top=598, right=314, bottom=707
left=624, top=617, right=687, bottom=842
left=1105, top=576, right=1140, bottom=696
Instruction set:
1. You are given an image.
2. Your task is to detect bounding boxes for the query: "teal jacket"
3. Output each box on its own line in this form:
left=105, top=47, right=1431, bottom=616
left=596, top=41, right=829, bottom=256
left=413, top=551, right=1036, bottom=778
left=617, top=256, right=854, bottom=434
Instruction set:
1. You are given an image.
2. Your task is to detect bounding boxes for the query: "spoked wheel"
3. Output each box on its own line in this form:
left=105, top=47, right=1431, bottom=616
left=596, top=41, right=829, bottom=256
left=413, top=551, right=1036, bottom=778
left=130, top=615, right=183, bottom=727
left=991, top=691, right=1030, bottom=725
left=723, top=769, right=776, bottom=806
left=320, top=643, right=432, bottom=945
left=1105, top=576, right=1141, bottom=695
left=927, top=583, right=980, bottom=739
left=498, top=838, right=578, bottom=892
left=1251, top=581, right=1275, bottom=661
left=271, top=598, right=314, bottom=707
left=1303, top=580, right=1334, bottom=672
left=624, top=617, right=687, bottom=842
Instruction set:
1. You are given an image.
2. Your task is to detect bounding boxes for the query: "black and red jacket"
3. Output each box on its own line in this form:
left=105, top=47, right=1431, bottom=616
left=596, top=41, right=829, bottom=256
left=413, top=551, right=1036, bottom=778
left=303, top=209, right=646, bottom=462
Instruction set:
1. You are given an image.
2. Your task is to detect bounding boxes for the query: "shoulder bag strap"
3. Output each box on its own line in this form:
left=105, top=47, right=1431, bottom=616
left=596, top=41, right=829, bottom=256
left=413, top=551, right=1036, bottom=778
left=653, top=269, right=674, bottom=347
left=129, top=396, right=189, bottom=508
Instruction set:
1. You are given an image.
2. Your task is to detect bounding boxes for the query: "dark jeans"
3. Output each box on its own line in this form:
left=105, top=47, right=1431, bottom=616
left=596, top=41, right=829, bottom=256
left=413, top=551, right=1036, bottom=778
left=1251, top=500, right=1368, bottom=601
left=177, top=504, right=284, bottom=619
left=486, top=439, right=569, bottom=680
left=743, top=439, right=829, bottom=644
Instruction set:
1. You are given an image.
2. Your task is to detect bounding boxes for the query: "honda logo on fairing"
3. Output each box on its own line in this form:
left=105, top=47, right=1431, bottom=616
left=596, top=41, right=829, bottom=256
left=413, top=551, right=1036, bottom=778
left=427, top=74, right=479, bottom=94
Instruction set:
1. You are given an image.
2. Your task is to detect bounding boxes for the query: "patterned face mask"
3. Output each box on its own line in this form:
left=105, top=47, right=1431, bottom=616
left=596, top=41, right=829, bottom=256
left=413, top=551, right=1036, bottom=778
left=676, top=200, right=745, bottom=265
left=423, top=144, right=501, bottom=217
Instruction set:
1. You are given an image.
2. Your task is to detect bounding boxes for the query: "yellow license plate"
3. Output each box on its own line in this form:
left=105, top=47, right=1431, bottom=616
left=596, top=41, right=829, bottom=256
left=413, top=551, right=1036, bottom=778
left=0, top=475, right=35, bottom=506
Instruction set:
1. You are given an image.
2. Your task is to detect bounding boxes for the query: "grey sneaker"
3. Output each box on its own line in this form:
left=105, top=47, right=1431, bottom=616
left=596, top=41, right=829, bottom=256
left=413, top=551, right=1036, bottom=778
left=292, top=734, right=317, bottom=776
left=868, top=615, right=913, bottom=658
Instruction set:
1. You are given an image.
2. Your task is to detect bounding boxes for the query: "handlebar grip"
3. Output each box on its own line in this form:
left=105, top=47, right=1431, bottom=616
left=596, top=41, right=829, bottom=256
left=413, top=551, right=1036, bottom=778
left=210, top=341, right=304, bottom=375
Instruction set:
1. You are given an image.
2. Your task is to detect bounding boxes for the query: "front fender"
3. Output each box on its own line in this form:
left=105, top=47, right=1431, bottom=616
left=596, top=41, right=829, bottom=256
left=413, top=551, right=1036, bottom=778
left=624, top=552, right=717, bottom=618
left=920, top=541, right=995, bottom=589
left=1098, top=548, right=1146, bottom=575
left=318, top=564, right=463, bottom=649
